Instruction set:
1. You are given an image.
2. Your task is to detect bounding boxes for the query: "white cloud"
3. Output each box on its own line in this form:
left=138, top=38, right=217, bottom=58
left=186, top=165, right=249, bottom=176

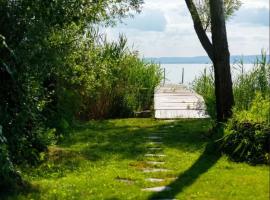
left=104, top=0, right=269, bottom=57
left=227, top=24, right=269, bottom=55
left=119, top=9, right=167, bottom=32
left=241, top=0, right=269, bottom=8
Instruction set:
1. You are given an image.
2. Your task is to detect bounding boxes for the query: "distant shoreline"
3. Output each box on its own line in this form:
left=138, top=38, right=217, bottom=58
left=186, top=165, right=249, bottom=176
left=143, top=55, right=269, bottom=64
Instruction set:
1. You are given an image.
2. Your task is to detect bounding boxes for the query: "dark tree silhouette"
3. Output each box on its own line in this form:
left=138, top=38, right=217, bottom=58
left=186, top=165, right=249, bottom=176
left=185, top=0, right=239, bottom=121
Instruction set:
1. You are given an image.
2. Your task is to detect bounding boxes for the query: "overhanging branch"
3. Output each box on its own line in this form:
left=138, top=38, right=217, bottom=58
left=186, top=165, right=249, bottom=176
left=184, top=0, right=214, bottom=61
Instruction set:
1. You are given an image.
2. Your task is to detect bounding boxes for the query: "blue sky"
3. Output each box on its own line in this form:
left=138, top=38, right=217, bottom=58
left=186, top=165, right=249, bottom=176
left=104, top=0, right=269, bottom=57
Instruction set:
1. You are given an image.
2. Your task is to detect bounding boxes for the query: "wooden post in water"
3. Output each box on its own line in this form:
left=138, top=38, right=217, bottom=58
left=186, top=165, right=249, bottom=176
left=181, top=68, right=184, bottom=84
left=163, top=68, right=166, bottom=86
left=203, top=68, right=207, bottom=90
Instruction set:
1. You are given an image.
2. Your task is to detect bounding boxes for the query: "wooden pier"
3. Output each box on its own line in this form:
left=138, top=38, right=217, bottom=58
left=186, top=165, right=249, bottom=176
left=154, top=84, right=209, bottom=119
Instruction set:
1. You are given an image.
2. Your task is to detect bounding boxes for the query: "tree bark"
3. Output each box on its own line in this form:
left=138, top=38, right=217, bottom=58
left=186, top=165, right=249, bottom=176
left=209, top=0, right=234, bottom=121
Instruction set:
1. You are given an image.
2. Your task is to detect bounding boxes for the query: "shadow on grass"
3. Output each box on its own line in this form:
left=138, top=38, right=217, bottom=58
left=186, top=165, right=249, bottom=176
left=0, top=183, right=41, bottom=200
left=60, top=119, right=210, bottom=163
left=148, top=124, right=223, bottom=200
left=148, top=143, right=221, bottom=199
left=1, top=118, right=216, bottom=199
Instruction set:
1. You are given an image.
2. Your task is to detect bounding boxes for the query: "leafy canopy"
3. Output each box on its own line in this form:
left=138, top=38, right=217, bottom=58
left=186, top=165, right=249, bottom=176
left=194, top=0, right=242, bottom=31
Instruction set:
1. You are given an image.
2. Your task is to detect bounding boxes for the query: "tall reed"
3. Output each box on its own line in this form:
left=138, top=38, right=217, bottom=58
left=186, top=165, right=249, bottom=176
left=193, top=51, right=270, bottom=119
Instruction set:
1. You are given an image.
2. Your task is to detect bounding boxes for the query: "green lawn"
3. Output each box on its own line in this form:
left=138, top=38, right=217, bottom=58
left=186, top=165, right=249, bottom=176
left=3, top=119, right=269, bottom=200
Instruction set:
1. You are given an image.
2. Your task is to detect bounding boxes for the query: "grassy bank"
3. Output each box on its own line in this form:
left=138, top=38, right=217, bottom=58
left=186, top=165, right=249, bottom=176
left=3, top=119, right=269, bottom=200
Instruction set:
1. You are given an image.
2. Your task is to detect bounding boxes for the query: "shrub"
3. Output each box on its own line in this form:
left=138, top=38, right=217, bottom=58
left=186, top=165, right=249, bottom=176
left=220, top=93, right=270, bottom=164
left=64, top=35, right=162, bottom=120
left=221, top=121, right=269, bottom=164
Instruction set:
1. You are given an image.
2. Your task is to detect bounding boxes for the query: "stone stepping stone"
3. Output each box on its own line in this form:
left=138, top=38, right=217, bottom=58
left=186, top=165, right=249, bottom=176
left=145, top=136, right=163, bottom=140
left=145, top=178, right=164, bottom=182
left=148, top=142, right=163, bottom=145
left=142, top=168, right=170, bottom=173
left=142, top=186, right=171, bottom=192
left=148, top=147, right=162, bottom=151
left=145, top=154, right=166, bottom=157
left=146, top=161, right=165, bottom=165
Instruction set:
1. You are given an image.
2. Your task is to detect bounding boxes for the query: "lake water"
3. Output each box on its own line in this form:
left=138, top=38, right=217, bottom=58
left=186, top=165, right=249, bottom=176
left=161, top=64, right=254, bottom=86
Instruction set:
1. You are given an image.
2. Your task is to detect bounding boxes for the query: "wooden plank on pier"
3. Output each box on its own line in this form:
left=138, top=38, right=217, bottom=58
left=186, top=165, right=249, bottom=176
left=154, top=84, right=209, bottom=119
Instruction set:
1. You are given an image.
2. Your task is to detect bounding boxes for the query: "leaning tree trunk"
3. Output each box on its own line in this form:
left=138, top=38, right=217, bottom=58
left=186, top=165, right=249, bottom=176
left=209, top=0, right=234, bottom=121
left=184, top=0, right=234, bottom=122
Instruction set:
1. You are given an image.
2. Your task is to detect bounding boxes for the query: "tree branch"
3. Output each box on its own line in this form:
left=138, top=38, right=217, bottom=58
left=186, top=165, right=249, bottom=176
left=184, top=0, right=214, bottom=61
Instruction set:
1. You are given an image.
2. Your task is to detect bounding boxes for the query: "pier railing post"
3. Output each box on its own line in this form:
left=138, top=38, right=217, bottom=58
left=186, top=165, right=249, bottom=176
left=181, top=68, right=184, bottom=84
left=163, top=68, right=166, bottom=86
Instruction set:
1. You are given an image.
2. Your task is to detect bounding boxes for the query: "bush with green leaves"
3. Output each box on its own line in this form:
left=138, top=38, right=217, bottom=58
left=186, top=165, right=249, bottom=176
left=221, top=121, right=269, bottom=164
left=220, top=93, right=270, bottom=164
left=53, top=35, right=162, bottom=121
left=77, top=36, right=162, bottom=119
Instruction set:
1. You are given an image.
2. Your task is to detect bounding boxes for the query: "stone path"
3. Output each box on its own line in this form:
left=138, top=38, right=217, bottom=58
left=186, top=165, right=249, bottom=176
left=144, top=154, right=166, bottom=157
left=142, top=186, right=171, bottom=192
left=146, top=161, right=165, bottom=165
left=145, top=178, right=164, bottom=182
left=140, top=126, right=178, bottom=200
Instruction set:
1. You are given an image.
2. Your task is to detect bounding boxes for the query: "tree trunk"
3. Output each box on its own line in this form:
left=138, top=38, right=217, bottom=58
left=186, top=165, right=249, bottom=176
left=209, top=0, right=234, bottom=121
left=184, top=0, right=234, bottom=122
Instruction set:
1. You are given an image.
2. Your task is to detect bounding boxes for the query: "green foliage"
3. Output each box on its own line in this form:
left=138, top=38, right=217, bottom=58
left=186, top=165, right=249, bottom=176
left=221, top=121, right=269, bottom=164
left=0, top=125, right=22, bottom=190
left=233, top=93, right=270, bottom=124
left=193, top=51, right=270, bottom=119
left=192, top=67, right=216, bottom=118
left=0, top=0, right=145, bottom=188
left=221, top=93, right=270, bottom=164
left=57, top=35, right=162, bottom=120
left=233, top=52, right=270, bottom=110
left=194, top=0, right=241, bottom=31
left=193, top=51, right=270, bottom=164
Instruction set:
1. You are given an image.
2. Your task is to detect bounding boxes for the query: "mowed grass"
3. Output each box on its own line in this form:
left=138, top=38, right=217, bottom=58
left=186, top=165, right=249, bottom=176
left=3, top=118, right=269, bottom=200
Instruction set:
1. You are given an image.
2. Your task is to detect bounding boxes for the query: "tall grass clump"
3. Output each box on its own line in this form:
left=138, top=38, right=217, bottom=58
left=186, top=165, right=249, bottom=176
left=192, top=67, right=216, bottom=119
left=233, top=53, right=270, bottom=110
left=58, top=35, right=162, bottom=120
left=193, top=51, right=270, bottom=164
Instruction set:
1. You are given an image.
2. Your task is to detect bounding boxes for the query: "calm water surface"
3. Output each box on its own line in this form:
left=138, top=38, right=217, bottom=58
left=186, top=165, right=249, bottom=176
left=161, top=64, right=254, bottom=86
